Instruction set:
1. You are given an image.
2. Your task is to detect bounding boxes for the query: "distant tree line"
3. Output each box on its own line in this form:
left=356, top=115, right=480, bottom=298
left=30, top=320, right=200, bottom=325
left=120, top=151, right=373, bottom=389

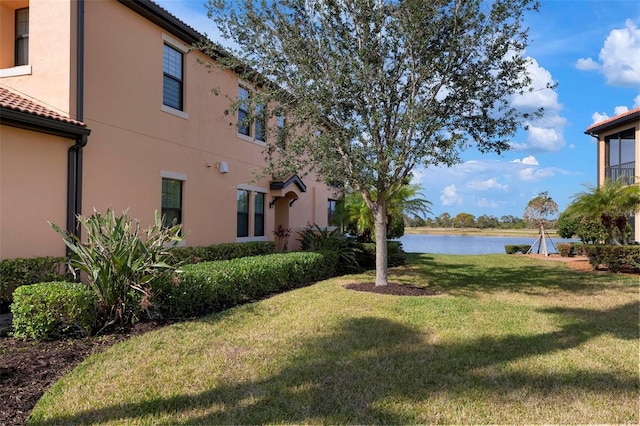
left=406, top=212, right=555, bottom=230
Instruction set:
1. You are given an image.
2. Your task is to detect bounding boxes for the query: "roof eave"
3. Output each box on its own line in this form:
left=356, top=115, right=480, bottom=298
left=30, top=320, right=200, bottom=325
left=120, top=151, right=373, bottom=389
left=585, top=110, right=640, bottom=136
left=0, top=107, right=91, bottom=139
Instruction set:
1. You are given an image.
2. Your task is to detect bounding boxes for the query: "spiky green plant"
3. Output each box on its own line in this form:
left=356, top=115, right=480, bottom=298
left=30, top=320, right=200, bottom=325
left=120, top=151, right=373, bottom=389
left=50, top=210, right=182, bottom=331
left=297, top=224, right=361, bottom=272
left=568, top=179, right=640, bottom=245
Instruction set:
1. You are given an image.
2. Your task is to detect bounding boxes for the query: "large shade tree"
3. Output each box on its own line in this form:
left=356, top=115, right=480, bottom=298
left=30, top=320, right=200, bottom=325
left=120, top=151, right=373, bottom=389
left=206, top=0, right=541, bottom=286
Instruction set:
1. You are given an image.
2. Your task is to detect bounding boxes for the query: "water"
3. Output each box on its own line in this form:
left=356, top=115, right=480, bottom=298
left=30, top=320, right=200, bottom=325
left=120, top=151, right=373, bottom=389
left=398, top=233, right=577, bottom=255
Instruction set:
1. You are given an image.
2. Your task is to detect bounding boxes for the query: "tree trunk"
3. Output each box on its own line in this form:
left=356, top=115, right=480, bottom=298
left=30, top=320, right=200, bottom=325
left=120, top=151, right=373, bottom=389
left=374, top=201, right=388, bottom=287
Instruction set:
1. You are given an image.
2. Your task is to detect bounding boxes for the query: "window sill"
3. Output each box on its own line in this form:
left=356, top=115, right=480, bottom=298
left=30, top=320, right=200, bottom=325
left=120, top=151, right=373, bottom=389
left=0, top=64, right=32, bottom=78
left=236, top=236, right=268, bottom=243
left=237, top=132, right=267, bottom=146
left=161, top=104, right=189, bottom=120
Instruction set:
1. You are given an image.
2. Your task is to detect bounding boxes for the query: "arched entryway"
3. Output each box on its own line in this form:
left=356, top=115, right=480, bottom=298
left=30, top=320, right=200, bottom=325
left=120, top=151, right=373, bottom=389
left=269, top=175, right=306, bottom=250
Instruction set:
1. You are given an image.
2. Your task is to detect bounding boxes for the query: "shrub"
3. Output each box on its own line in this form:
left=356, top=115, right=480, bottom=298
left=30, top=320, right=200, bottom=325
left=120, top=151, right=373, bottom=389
left=357, top=241, right=406, bottom=269
left=0, top=257, right=65, bottom=310
left=557, top=243, right=575, bottom=257
left=11, top=281, right=97, bottom=340
left=50, top=209, right=182, bottom=331
left=297, top=224, right=361, bottom=273
left=168, top=241, right=276, bottom=265
left=155, top=252, right=337, bottom=319
left=580, top=244, right=640, bottom=272
left=504, top=244, right=531, bottom=254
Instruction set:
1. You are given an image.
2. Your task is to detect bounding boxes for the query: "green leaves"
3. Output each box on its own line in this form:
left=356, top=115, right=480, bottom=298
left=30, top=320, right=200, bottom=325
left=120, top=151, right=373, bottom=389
left=50, top=209, right=183, bottom=330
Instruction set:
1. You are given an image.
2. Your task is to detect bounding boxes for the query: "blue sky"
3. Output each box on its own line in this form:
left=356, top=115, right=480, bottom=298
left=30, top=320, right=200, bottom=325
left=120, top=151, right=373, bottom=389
left=156, top=0, right=640, bottom=220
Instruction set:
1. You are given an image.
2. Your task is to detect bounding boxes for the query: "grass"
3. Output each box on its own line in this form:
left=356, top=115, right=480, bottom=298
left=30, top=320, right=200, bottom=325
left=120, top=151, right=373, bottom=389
left=29, top=254, right=638, bottom=425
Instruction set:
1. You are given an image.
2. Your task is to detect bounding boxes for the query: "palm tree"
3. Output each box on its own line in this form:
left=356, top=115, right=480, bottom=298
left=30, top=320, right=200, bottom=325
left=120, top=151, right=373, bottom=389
left=568, top=178, right=640, bottom=245
left=335, top=183, right=432, bottom=241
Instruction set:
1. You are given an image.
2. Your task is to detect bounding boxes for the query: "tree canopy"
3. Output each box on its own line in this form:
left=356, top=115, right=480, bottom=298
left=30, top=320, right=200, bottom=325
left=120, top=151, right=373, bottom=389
left=207, top=0, right=541, bottom=285
left=523, top=191, right=558, bottom=229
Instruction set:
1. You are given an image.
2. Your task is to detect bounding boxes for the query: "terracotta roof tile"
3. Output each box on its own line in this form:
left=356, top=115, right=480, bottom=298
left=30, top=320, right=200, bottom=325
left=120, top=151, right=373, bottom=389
left=0, top=87, right=87, bottom=127
left=585, top=107, right=640, bottom=133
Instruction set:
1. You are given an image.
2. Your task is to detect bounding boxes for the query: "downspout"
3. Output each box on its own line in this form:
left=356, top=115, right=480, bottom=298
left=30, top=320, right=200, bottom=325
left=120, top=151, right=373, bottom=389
left=67, top=0, right=86, bottom=238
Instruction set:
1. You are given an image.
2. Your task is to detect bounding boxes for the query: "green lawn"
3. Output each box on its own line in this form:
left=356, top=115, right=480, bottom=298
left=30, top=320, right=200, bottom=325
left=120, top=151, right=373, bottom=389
left=30, top=254, right=638, bottom=425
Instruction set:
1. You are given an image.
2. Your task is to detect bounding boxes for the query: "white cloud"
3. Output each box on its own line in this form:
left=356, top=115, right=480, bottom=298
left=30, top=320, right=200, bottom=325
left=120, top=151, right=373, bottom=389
left=511, top=58, right=561, bottom=112
left=600, top=20, right=640, bottom=87
left=467, top=178, right=507, bottom=191
left=635, top=95, right=640, bottom=108
left=476, top=197, right=499, bottom=209
left=578, top=20, right=640, bottom=87
left=511, top=155, right=539, bottom=165
left=509, top=57, right=565, bottom=152
left=440, top=184, right=462, bottom=206
left=575, top=57, right=600, bottom=70
left=614, top=106, right=629, bottom=115
left=518, top=167, right=556, bottom=181
left=591, top=111, right=609, bottom=124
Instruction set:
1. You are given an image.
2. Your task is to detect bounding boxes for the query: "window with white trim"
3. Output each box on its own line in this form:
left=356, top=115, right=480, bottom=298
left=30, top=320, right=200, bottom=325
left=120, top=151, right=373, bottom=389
left=162, top=177, right=183, bottom=229
left=238, top=86, right=250, bottom=136
left=254, top=192, right=265, bottom=236
left=237, top=189, right=249, bottom=237
left=15, top=8, right=28, bottom=66
left=163, top=44, right=183, bottom=111
left=237, top=187, right=267, bottom=239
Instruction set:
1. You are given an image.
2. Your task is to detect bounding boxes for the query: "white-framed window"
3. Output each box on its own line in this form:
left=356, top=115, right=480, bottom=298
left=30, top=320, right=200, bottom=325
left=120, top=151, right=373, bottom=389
left=15, top=8, right=29, bottom=66
left=237, top=185, right=268, bottom=240
left=328, top=199, right=338, bottom=226
left=237, top=84, right=266, bottom=143
left=238, top=85, right=251, bottom=136
left=161, top=171, right=187, bottom=235
left=163, top=43, right=183, bottom=111
left=0, top=5, right=31, bottom=76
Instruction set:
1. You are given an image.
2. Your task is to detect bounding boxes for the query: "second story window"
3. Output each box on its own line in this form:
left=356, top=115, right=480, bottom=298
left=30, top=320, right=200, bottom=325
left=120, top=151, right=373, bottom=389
left=238, top=86, right=250, bottom=136
left=254, top=103, right=265, bottom=142
left=605, top=128, right=636, bottom=184
left=163, top=44, right=183, bottom=111
left=15, top=8, right=29, bottom=66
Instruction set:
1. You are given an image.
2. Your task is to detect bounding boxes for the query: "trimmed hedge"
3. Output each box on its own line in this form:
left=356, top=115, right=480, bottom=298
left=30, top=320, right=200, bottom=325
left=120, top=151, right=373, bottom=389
left=11, top=281, right=97, bottom=340
left=357, top=241, right=406, bottom=269
left=0, top=256, right=65, bottom=309
left=505, top=244, right=531, bottom=254
left=168, top=241, right=276, bottom=265
left=155, top=251, right=338, bottom=318
left=578, top=244, right=640, bottom=273
left=557, top=243, right=575, bottom=257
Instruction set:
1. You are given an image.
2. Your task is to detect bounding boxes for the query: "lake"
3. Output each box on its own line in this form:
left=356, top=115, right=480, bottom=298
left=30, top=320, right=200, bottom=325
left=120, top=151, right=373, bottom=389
left=398, top=234, right=577, bottom=255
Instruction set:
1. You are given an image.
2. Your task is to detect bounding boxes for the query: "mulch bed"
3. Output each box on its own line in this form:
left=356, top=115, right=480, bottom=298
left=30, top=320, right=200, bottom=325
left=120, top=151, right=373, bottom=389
left=344, top=282, right=438, bottom=296
left=0, top=321, right=166, bottom=426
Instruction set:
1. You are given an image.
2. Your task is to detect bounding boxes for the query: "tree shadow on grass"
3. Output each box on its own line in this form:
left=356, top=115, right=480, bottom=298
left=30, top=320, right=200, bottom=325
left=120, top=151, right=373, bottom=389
left=35, top=301, right=639, bottom=425
left=399, top=254, right=637, bottom=296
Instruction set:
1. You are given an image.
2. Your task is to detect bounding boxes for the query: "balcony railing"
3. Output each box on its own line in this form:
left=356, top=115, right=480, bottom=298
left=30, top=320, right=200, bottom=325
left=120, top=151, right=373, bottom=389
left=605, top=161, right=636, bottom=184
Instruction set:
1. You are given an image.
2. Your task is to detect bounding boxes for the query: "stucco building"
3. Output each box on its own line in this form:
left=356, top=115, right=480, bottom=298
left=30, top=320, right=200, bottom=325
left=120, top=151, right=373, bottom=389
left=0, top=0, right=336, bottom=260
left=585, top=107, right=640, bottom=242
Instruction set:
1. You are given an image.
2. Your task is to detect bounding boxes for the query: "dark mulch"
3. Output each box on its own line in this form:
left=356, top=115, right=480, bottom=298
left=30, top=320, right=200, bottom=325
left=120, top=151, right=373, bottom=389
left=0, top=321, right=166, bottom=426
left=344, top=282, right=438, bottom=296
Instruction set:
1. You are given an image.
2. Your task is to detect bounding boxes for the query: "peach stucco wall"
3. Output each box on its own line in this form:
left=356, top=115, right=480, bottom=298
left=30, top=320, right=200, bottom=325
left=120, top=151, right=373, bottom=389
left=0, top=0, right=77, bottom=118
left=0, top=126, right=69, bottom=259
left=80, top=0, right=335, bottom=247
left=0, top=0, right=336, bottom=259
